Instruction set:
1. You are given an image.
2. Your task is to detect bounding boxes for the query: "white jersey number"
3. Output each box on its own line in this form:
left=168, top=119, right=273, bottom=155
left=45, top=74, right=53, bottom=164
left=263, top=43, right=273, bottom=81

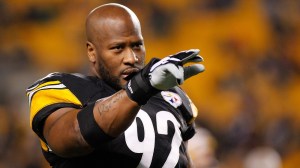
left=125, top=110, right=182, bottom=168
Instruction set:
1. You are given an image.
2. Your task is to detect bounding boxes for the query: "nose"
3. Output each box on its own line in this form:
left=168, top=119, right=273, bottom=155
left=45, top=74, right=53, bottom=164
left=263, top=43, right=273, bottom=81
left=124, top=49, right=138, bottom=65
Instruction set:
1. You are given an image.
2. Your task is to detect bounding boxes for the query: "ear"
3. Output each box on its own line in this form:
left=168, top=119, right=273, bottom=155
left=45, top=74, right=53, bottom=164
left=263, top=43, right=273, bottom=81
left=87, top=41, right=96, bottom=63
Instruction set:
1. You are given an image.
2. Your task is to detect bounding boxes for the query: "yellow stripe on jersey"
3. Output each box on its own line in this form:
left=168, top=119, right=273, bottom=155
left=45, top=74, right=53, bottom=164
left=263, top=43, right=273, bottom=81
left=27, top=80, right=64, bottom=106
left=28, top=81, right=82, bottom=127
left=189, top=102, right=198, bottom=124
left=33, top=81, right=61, bottom=91
left=40, top=139, right=49, bottom=151
left=184, top=93, right=198, bottom=125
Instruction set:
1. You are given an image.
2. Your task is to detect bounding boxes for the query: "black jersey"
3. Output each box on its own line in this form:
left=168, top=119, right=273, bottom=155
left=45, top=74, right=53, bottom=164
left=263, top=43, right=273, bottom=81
left=26, top=72, right=198, bottom=168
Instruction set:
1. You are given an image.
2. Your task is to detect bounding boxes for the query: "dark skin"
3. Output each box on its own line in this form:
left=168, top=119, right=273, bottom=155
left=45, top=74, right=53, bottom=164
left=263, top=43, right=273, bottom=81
left=43, top=4, right=144, bottom=158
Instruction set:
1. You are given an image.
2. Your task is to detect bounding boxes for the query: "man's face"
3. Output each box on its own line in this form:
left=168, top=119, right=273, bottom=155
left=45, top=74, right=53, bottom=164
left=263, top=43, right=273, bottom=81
left=88, top=17, right=145, bottom=90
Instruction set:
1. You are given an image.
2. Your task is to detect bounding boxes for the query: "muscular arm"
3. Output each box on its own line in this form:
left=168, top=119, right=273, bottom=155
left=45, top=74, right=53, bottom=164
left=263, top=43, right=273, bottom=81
left=43, top=90, right=140, bottom=158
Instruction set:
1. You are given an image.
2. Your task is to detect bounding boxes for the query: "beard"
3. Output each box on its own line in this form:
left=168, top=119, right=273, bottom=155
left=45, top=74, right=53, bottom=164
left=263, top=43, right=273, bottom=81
left=97, top=56, right=145, bottom=91
left=98, top=62, right=123, bottom=91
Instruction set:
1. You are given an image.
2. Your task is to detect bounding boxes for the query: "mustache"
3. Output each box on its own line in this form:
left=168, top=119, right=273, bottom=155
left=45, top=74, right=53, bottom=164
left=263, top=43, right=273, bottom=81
left=122, top=67, right=140, bottom=74
left=122, top=66, right=141, bottom=80
left=123, top=62, right=144, bottom=73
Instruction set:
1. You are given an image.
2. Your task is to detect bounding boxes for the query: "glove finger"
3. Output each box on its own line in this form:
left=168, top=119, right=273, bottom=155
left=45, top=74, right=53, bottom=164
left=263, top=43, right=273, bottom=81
left=176, top=66, right=184, bottom=84
left=184, top=64, right=205, bottom=80
left=181, top=55, right=204, bottom=65
left=164, top=63, right=184, bottom=85
left=171, top=49, right=200, bottom=64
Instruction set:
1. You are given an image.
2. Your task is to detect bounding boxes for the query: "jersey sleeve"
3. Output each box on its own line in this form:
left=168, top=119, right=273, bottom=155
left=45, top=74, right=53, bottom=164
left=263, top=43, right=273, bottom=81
left=26, top=73, right=83, bottom=142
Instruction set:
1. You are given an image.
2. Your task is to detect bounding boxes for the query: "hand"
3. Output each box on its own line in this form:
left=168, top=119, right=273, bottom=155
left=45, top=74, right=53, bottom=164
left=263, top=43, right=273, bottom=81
left=149, top=49, right=205, bottom=90
left=125, top=49, right=205, bottom=105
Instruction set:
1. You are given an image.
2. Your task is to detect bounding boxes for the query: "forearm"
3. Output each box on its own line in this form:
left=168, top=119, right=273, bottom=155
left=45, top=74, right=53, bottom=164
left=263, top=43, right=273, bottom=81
left=44, top=90, right=140, bottom=157
left=93, top=89, right=140, bottom=137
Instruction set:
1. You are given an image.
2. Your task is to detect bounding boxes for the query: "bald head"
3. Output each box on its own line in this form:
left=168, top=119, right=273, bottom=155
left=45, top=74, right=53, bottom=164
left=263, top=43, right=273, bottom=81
left=84, top=3, right=145, bottom=89
left=85, top=3, right=141, bottom=43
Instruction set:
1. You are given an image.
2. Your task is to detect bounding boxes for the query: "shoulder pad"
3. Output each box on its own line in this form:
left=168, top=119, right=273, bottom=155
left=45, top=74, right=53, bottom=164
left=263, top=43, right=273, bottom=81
left=27, top=72, right=92, bottom=91
left=27, top=72, right=62, bottom=91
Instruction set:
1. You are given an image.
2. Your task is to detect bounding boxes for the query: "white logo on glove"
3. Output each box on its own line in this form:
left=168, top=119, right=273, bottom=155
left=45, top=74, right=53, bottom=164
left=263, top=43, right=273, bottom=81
left=127, top=80, right=133, bottom=94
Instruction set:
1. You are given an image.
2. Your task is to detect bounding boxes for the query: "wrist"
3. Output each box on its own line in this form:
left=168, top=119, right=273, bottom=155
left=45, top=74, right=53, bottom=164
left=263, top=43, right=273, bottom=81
left=125, top=71, right=160, bottom=105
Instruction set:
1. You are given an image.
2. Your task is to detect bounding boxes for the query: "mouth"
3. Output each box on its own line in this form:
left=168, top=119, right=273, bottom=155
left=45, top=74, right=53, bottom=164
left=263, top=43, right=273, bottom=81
left=122, top=68, right=140, bottom=81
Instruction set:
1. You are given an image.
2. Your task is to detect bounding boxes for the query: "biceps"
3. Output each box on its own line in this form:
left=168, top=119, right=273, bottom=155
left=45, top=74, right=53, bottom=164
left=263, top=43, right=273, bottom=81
left=43, top=107, right=92, bottom=158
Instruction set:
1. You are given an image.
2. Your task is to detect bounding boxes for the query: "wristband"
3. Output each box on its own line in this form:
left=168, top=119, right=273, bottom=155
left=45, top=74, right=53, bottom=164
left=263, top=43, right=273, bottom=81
left=77, top=103, right=114, bottom=148
left=125, top=72, right=159, bottom=105
left=125, top=58, right=161, bottom=105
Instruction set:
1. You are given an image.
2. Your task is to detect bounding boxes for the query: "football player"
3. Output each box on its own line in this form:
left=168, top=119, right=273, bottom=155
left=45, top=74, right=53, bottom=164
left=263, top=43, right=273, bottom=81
left=27, top=3, right=205, bottom=168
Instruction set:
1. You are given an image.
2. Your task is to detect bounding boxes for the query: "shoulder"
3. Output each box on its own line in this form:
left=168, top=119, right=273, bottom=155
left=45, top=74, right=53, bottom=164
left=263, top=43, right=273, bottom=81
left=27, top=72, right=91, bottom=90
left=165, top=87, right=198, bottom=124
left=146, top=87, right=198, bottom=141
left=26, top=72, right=104, bottom=98
left=26, top=72, right=90, bottom=111
left=26, top=72, right=103, bottom=140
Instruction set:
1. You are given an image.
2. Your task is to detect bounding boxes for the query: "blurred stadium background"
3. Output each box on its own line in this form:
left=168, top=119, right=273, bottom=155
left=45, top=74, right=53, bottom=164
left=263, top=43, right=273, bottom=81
left=0, top=0, right=299, bottom=167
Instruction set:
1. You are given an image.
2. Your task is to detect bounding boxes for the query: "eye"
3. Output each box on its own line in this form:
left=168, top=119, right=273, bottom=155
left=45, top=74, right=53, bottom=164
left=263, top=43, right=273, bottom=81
left=111, top=45, right=124, bottom=52
left=132, top=42, right=143, bottom=50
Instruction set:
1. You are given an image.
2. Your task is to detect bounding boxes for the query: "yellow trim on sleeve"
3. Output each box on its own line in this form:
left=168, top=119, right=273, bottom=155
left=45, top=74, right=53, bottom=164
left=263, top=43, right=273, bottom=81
left=40, top=139, right=49, bottom=151
left=189, top=102, right=198, bottom=124
left=27, top=81, right=61, bottom=96
left=184, top=93, right=198, bottom=124
left=29, top=87, right=82, bottom=127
